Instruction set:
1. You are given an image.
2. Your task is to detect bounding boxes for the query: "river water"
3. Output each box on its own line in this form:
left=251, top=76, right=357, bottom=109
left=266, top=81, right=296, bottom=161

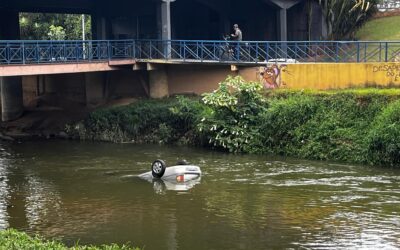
left=0, top=140, right=399, bottom=249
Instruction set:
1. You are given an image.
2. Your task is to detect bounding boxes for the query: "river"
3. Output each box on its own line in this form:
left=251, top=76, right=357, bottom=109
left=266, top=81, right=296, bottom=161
left=0, top=140, right=399, bottom=249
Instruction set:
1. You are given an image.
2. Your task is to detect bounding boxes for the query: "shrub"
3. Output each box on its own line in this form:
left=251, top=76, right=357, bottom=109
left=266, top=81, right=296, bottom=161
left=260, top=94, right=319, bottom=155
left=67, top=97, right=205, bottom=144
left=199, top=76, right=267, bottom=153
left=366, top=100, right=400, bottom=166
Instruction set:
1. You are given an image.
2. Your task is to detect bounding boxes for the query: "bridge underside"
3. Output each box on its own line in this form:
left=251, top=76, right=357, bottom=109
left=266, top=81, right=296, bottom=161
left=0, top=0, right=327, bottom=122
left=0, top=0, right=326, bottom=41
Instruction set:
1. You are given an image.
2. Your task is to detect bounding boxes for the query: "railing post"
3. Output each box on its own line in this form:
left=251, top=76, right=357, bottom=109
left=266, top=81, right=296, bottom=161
left=335, top=42, right=339, bottom=63
left=196, top=41, right=199, bottom=59
left=50, top=40, right=53, bottom=63
left=266, top=42, right=269, bottom=62
left=201, top=41, right=204, bottom=62
left=236, top=42, right=240, bottom=61
left=75, top=41, right=79, bottom=62
left=108, top=40, right=111, bottom=60
left=150, top=40, right=153, bottom=59
left=357, top=42, right=360, bottom=63
left=179, top=41, right=183, bottom=59
left=36, top=42, right=40, bottom=63
left=6, top=42, right=10, bottom=64
left=22, top=42, right=26, bottom=64
left=364, top=42, right=367, bottom=62
left=183, top=41, right=186, bottom=61
left=213, top=42, right=216, bottom=61
left=256, top=42, right=259, bottom=62
left=385, top=42, right=388, bottom=62
left=88, top=41, right=92, bottom=61
left=132, top=39, right=135, bottom=59
left=63, top=41, right=68, bottom=61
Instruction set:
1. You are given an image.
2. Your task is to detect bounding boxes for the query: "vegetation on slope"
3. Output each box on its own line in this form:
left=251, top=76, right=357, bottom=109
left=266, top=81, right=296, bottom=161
left=67, top=76, right=400, bottom=167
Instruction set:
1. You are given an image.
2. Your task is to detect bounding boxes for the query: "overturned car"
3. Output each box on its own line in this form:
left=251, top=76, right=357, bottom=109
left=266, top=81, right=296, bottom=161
left=138, top=160, right=202, bottom=192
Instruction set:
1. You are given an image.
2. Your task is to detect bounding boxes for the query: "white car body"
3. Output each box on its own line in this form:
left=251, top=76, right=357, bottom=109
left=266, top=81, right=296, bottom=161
left=139, top=165, right=201, bottom=182
left=139, top=165, right=202, bottom=192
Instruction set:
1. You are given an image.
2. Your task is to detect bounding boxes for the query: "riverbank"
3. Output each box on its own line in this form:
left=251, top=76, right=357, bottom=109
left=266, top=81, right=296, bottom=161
left=66, top=76, right=400, bottom=167
left=0, top=96, right=138, bottom=141
left=0, top=229, right=139, bottom=250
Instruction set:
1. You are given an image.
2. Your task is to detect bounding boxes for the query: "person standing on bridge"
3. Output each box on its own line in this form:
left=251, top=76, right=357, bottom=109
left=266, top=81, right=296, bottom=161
left=230, top=24, right=243, bottom=60
left=231, top=24, right=243, bottom=41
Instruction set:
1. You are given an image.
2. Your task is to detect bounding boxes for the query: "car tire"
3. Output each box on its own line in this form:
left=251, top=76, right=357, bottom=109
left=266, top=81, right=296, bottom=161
left=152, top=159, right=166, bottom=178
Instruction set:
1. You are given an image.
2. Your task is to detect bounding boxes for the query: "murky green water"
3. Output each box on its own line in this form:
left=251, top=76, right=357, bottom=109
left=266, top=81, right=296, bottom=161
left=0, top=141, right=400, bottom=249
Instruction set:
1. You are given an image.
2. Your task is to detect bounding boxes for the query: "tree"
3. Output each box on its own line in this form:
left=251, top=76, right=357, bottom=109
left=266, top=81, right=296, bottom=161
left=317, top=0, right=378, bottom=40
left=47, top=25, right=66, bottom=40
left=19, top=13, right=92, bottom=40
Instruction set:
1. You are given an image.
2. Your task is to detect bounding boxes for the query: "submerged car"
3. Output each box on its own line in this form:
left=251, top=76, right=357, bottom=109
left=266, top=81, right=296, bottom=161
left=138, top=159, right=202, bottom=192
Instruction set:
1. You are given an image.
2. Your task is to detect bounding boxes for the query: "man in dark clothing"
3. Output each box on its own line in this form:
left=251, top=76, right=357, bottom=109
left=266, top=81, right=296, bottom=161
left=231, top=24, right=242, bottom=41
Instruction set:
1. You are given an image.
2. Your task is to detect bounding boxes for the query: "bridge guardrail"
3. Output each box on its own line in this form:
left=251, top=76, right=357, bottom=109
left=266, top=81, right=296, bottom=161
left=0, top=39, right=399, bottom=65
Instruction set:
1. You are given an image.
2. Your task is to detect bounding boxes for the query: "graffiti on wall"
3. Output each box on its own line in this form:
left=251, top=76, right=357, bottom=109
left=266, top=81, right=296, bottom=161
left=258, top=64, right=288, bottom=89
left=373, top=64, right=400, bottom=82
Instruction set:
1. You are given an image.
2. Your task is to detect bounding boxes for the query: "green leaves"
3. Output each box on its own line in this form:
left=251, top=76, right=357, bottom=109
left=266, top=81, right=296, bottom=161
left=20, top=13, right=92, bottom=40
left=317, top=0, right=378, bottom=39
left=199, top=76, right=266, bottom=153
left=68, top=84, right=400, bottom=167
left=0, top=229, right=139, bottom=250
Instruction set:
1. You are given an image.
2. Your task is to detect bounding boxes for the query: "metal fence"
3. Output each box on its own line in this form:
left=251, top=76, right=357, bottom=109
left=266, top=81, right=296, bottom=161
left=0, top=40, right=399, bottom=65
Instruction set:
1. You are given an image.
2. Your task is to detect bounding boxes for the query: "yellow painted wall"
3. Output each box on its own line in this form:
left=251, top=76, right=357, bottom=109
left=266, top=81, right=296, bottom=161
left=277, top=62, right=400, bottom=89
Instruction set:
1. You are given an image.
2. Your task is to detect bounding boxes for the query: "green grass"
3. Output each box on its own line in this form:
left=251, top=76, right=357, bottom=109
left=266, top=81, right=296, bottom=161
left=0, top=229, right=140, bottom=250
left=356, top=15, right=400, bottom=40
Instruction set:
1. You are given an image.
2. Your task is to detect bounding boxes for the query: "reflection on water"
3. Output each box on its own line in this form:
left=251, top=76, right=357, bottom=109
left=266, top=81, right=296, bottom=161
left=0, top=145, right=10, bottom=230
left=0, top=140, right=399, bottom=249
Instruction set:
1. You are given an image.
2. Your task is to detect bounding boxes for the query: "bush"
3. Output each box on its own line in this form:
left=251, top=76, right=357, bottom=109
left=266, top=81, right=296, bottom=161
left=366, top=100, right=400, bottom=166
left=198, top=76, right=266, bottom=153
left=260, top=95, right=318, bottom=155
left=260, top=92, right=388, bottom=162
left=67, top=97, right=206, bottom=144
left=68, top=79, right=400, bottom=167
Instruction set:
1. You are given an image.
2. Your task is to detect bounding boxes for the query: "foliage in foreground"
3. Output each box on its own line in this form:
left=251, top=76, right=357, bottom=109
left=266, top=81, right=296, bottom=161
left=0, top=229, right=139, bottom=250
left=68, top=76, right=400, bottom=167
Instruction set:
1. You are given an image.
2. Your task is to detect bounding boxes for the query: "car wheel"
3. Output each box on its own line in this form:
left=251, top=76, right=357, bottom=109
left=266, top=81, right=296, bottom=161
left=152, top=159, right=166, bottom=178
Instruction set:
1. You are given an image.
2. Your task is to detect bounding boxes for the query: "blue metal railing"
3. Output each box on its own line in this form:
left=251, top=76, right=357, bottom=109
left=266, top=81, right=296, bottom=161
left=0, top=39, right=399, bottom=65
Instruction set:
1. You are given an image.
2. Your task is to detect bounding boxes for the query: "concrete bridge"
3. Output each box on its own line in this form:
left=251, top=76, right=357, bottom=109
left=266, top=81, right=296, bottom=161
left=0, top=0, right=399, bottom=123
left=0, top=39, right=399, bottom=122
left=0, top=0, right=330, bottom=122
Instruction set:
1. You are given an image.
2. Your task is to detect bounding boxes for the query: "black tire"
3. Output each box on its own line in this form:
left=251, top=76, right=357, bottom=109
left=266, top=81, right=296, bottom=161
left=151, top=159, right=166, bottom=178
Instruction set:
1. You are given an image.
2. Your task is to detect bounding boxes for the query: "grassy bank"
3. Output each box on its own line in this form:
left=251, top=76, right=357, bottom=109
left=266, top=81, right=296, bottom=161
left=356, top=15, right=400, bottom=40
left=0, top=229, right=139, bottom=250
left=68, top=77, right=400, bottom=167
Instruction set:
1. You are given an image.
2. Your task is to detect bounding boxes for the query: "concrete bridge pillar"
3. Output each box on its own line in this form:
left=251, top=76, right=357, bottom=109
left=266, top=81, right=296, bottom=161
left=44, top=76, right=58, bottom=94
left=1, top=77, right=24, bottom=121
left=92, top=5, right=112, bottom=40
left=269, top=0, right=301, bottom=41
left=148, top=65, right=169, bottom=98
left=278, top=8, right=288, bottom=41
left=159, top=0, right=176, bottom=57
left=85, top=72, right=107, bottom=107
left=0, top=9, right=23, bottom=121
left=160, top=0, right=176, bottom=40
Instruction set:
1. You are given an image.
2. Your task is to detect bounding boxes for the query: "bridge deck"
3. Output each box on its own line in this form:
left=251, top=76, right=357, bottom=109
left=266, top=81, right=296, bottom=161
left=0, top=39, right=399, bottom=76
